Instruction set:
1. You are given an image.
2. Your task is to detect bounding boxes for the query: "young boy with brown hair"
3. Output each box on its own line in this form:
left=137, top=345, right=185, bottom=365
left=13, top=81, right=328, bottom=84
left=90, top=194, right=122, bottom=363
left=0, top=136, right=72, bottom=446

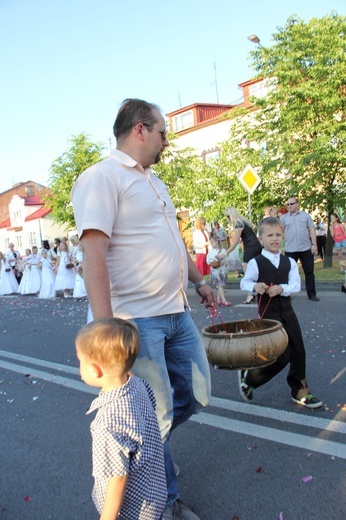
left=239, top=217, right=322, bottom=409
left=75, top=318, right=167, bottom=519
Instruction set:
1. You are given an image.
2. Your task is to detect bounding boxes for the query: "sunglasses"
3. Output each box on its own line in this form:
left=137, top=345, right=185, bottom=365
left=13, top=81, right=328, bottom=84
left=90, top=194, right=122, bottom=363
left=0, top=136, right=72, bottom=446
left=142, top=123, right=167, bottom=142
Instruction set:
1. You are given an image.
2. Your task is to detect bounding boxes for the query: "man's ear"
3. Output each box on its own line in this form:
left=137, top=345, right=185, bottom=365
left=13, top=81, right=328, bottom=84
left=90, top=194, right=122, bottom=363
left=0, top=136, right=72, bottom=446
left=134, top=122, right=145, bottom=141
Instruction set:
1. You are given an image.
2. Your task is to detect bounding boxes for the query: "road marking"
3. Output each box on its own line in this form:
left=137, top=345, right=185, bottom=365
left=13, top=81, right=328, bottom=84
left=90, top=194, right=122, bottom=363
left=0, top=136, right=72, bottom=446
left=1, top=350, right=344, bottom=433
left=1, top=353, right=345, bottom=459
left=0, top=349, right=80, bottom=375
left=210, top=396, right=346, bottom=434
left=190, top=412, right=346, bottom=459
left=0, top=360, right=96, bottom=394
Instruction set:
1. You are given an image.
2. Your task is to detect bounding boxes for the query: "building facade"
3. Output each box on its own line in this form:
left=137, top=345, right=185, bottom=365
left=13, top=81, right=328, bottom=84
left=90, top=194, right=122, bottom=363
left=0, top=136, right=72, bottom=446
left=0, top=181, right=69, bottom=254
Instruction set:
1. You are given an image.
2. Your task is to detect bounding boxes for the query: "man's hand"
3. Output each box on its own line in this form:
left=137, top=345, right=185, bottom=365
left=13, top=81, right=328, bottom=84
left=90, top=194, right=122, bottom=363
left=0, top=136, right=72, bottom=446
left=196, top=283, right=216, bottom=307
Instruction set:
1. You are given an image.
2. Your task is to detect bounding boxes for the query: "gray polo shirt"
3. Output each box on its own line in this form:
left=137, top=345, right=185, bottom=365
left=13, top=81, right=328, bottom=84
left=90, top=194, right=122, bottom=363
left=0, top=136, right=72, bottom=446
left=280, top=210, right=314, bottom=252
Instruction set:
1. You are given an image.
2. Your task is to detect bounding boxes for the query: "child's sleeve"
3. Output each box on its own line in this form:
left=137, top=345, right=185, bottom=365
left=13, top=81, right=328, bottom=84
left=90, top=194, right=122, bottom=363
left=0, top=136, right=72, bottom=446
left=93, top=426, right=131, bottom=477
left=280, top=257, right=301, bottom=296
left=240, top=258, right=258, bottom=293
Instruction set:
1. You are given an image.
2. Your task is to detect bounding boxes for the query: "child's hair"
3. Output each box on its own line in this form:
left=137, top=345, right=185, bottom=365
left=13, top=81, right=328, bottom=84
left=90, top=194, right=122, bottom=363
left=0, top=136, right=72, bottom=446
left=210, top=236, right=220, bottom=247
left=258, top=217, right=284, bottom=236
left=331, top=213, right=341, bottom=223
left=75, top=318, right=140, bottom=373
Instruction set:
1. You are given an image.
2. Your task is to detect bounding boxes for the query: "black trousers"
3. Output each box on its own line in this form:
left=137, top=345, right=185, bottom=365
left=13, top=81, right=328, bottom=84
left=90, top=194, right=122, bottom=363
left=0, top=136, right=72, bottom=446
left=317, top=235, right=326, bottom=259
left=245, top=312, right=308, bottom=399
left=285, top=249, right=316, bottom=298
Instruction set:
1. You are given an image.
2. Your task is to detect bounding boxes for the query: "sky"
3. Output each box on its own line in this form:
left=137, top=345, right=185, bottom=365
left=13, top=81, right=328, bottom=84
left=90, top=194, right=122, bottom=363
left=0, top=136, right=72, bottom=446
left=0, top=0, right=344, bottom=194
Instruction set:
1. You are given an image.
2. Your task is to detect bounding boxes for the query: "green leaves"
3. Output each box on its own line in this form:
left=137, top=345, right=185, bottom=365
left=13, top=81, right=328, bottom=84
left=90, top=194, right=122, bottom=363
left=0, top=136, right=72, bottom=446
left=45, top=133, right=105, bottom=228
left=225, top=13, right=346, bottom=218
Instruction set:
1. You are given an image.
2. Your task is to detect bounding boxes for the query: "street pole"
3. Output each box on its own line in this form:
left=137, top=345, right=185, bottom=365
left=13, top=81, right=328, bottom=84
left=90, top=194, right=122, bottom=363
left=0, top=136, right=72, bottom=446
left=248, top=192, right=252, bottom=226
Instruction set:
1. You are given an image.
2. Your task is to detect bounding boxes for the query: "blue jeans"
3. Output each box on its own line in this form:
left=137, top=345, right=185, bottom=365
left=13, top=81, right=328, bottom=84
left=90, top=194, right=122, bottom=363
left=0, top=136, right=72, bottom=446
left=132, top=310, right=211, bottom=506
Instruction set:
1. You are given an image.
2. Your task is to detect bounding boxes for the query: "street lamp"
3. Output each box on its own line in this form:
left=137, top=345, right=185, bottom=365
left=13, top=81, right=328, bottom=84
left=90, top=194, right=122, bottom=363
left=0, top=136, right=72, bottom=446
left=247, top=34, right=262, bottom=46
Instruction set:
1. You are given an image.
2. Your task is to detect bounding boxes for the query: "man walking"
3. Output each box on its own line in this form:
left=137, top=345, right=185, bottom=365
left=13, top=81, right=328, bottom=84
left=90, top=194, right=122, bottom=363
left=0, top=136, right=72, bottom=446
left=71, top=99, right=214, bottom=520
left=280, top=197, right=319, bottom=301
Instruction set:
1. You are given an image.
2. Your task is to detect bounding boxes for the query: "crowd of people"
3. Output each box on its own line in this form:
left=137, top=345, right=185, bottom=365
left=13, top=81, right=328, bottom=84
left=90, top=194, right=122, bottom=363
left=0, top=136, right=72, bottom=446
left=0, top=235, right=87, bottom=299
left=193, top=203, right=346, bottom=299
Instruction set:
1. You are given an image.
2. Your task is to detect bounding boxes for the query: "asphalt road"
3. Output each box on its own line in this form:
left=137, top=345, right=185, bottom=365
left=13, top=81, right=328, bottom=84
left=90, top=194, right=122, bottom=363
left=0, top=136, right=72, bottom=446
left=0, top=287, right=345, bottom=520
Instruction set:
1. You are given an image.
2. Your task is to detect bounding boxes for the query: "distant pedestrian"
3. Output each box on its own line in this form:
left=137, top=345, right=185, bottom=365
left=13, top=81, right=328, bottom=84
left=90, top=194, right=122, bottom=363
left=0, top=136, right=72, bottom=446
left=38, top=250, right=56, bottom=299
left=239, top=217, right=322, bottom=409
left=225, top=206, right=262, bottom=304
left=280, top=197, right=319, bottom=301
left=193, top=217, right=210, bottom=276
left=75, top=318, right=167, bottom=520
left=212, top=220, right=228, bottom=249
left=54, top=242, right=75, bottom=298
left=315, top=216, right=327, bottom=260
left=206, top=236, right=231, bottom=306
left=329, top=213, right=346, bottom=273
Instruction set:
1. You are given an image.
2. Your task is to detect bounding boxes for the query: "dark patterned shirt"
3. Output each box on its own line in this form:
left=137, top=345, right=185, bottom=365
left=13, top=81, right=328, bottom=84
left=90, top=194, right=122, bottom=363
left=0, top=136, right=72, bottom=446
left=87, top=377, right=167, bottom=519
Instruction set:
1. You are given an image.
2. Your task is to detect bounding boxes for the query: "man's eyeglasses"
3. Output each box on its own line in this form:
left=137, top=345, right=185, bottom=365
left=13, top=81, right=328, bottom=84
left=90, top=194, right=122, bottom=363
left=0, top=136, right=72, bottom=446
left=287, top=202, right=297, bottom=206
left=142, top=123, right=167, bottom=142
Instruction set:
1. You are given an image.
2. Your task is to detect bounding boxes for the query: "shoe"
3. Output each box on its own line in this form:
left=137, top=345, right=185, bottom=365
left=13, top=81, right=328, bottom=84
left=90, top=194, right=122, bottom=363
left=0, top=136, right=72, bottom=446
left=308, top=296, right=320, bottom=301
left=222, top=301, right=232, bottom=306
left=291, top=393, right=323, bottom=409
left=163, top=499, right=200, bottom=520
left=341, top=285, right=346, bottom=293
left=243, top=295, right=255, bottom=304
left=238, top=370, right=253, bottom=402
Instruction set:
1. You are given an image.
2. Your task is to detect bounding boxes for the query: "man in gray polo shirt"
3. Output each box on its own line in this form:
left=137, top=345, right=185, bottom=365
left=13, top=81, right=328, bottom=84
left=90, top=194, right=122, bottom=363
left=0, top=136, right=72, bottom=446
left=280, top=197, right=319, bottom=301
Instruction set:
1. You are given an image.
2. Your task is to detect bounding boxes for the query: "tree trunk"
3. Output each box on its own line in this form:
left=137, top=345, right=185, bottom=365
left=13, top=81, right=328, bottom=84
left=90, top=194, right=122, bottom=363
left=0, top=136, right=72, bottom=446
left=323, top=212, right=333, bottom=268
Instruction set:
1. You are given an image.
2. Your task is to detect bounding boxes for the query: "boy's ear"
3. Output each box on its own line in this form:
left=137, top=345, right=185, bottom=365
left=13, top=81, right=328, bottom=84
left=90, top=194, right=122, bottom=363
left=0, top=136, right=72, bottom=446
left=89, top=363, right=103, bottom=379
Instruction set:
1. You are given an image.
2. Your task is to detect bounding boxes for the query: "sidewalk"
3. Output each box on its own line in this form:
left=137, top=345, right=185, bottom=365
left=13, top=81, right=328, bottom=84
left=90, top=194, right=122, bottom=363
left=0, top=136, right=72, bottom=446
left=187, top=278, right=344, bottom=295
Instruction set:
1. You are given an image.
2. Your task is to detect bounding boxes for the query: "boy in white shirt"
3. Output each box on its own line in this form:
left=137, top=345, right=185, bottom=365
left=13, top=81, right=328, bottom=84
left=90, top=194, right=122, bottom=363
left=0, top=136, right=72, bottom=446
left=239, top=217, right=322, bottom=409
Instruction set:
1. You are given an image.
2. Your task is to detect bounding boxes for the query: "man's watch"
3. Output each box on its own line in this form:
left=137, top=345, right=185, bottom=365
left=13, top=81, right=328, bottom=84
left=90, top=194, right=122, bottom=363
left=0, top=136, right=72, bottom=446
left=193, top=279, right=206, bottom=290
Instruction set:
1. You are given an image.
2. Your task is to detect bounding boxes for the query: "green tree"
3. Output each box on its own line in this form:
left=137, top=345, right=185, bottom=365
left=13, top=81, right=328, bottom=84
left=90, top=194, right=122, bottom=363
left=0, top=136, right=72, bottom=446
left=220, top=13, right=346, bottom=266
left=246, top=12, right=346, bottom=265
left=154, top=137, right=221, bottom=222
left=46, top=133, right=105, bottom=228
left=219, top=107, right=286, bottom=224
left=155, top=135, right=260, bottom=227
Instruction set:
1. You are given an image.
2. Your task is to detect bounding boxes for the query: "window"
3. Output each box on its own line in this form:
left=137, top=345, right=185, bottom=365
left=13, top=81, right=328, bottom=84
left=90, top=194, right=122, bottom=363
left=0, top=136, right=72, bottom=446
left=25, top=185, right=35, bottom=196
left=202, top=148, right=220, bottom=164
left=16, top=235, right=22, bottom=248
left=249, top=78, right=276, bottom=100
left=173, top=110, right=193, bottom=132
left=13, top=210, right=22, bottom=226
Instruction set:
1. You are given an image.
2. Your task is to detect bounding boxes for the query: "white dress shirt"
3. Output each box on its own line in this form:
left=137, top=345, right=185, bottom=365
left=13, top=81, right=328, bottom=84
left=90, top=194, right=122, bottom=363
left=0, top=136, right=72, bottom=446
left=240, top=249, right=301, bottom=297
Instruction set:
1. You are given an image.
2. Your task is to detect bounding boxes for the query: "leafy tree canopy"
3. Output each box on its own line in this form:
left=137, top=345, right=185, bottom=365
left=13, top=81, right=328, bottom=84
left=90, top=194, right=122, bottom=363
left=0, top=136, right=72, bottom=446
left=246, top=12, right=346, bottom=216
left=45, top=133, right=105, bottom=228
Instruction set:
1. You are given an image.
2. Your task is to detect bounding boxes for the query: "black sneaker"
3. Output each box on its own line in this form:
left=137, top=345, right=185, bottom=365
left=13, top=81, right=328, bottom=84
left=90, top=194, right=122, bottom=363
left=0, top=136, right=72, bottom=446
left=291, top=393, right=323, bottom=409
left=238, top=370, right=253, bottom=402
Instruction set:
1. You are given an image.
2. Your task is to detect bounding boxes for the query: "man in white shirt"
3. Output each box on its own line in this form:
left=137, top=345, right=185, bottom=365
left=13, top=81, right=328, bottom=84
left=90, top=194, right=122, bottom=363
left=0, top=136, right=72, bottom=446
left=280, top=197, right=319, bottom=301
left=72, top=99, right=214, bottom=520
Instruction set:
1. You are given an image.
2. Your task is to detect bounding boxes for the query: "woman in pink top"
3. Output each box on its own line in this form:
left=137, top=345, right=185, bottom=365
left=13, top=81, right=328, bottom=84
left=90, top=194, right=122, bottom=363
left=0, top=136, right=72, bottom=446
left=329, top=213, right=346, bottom=272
